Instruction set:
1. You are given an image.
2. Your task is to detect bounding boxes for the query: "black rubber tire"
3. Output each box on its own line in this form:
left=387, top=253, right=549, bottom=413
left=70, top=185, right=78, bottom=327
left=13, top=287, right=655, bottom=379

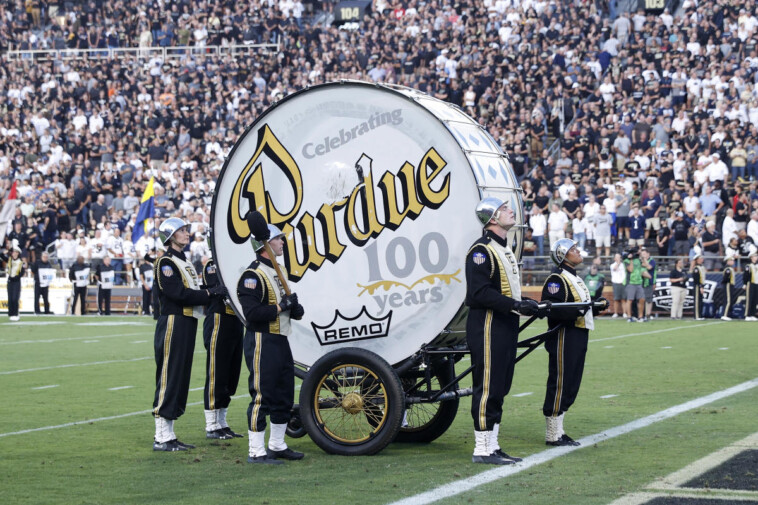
left=299, top=348, right=405, bottom=456
left=394, top=360, right=459, bottom=443
left=286, top=406, right=307, bottom=438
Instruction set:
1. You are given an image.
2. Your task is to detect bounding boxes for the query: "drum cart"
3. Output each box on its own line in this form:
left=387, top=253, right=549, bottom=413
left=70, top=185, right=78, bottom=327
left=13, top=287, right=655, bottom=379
left=287, top=301, right=601, bottom=456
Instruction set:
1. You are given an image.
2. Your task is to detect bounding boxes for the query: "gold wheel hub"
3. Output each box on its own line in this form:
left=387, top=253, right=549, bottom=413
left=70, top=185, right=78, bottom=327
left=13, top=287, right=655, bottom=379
left=341, top=392, right=364, bottom=415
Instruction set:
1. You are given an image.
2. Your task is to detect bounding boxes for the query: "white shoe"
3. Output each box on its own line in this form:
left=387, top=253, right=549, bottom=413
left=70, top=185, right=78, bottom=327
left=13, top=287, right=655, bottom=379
left=720, top=316, right=732, bottom=321
left=9, top=316, right=19, bottom=322
left=622, top=313, right=629, bottom=319
left=611, top=313, right=618, bottom=318
left=746, top=316, right=758, bottom=322
left=695, top=317, right=705, bottom=321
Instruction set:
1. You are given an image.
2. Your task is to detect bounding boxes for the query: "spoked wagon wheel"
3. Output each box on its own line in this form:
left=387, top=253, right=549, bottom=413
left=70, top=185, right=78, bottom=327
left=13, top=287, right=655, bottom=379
left=395, top=359, right=459, bottom=443
left=299, top=348, right=405, bottom=455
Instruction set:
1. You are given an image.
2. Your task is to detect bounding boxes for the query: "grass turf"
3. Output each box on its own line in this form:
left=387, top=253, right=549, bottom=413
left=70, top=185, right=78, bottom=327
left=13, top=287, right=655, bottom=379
left=0, top=317, right=755, bottom=504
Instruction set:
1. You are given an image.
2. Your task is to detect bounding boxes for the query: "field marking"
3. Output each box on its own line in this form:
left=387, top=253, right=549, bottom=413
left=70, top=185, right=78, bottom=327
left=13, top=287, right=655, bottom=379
left=603, top=346, right=614, bottom=349
left=0, top=395, right=248, bottom=438
left=131, top=340, right=148, bottom=344
left=31, top=385, right=59, bottom=390
left=589, top=321, right=724, bottom=343
left=661, top=346, right=672, bottom=349
left=76, top=322, right=152, bottom=326
left=82, top=340, right=100, bottom=343
left=609, top=431, right=758, bottom=504
left=512, top=392, right=533, bottom=397
left=0, top=349, right=206, bottom=375
left=189, top=387, right=204, bottom=391
left=388, top=377, right=758, bottom=505
left=600, top=394, right=618, bottom=399
left=108, top=386, right=134, bottom=391
left=719, top=347, right=729, bottom=350
left=0, top=332, right=149, bottom=346
left=0, top=356, right=152, bottom=375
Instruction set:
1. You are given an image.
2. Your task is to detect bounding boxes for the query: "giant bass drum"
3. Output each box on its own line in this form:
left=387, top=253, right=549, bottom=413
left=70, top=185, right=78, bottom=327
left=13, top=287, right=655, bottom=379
left=210, top=81, right=523, bottom=368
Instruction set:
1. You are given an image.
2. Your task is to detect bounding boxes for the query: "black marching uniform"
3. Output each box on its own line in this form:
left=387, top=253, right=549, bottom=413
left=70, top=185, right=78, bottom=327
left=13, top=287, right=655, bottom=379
left=95, top=262, right=115, bottom=315
left=69, top=261, right=91, bottom=314
left=541, top=264, right=601, bottom=444
left=237, top=255, right=304, bottom=435
left=32, top=258, right=54, bottom=314
left=464, top=231, right=522, bottom=433
left=691, top=264, right=706, bottom=319
left=202, top=259, right=244, bottom=437
left=139, top=261, right=154, bottom=315
left=5, top=254, right=25, bottom=318
left=721, top=264, right=736, bottom=319
left=152, top=247, right=212, bottom=422
left=745, top=262, right=758, bottom=319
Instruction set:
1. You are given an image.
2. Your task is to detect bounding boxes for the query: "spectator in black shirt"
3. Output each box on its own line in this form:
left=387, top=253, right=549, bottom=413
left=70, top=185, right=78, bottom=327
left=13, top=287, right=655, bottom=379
left=701, top=221, right=721, bottom=270
left=671, top=212, right=691, bottom=256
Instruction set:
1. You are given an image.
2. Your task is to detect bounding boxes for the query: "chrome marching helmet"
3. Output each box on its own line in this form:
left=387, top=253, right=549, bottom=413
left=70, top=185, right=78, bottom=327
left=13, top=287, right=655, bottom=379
left=159, top=217, right=189, bottom=245
left=550, top=238, right=576, bottom=266
left=475, top=197, right=506, bottom=226
left=251, top=224, right=285, bottom=252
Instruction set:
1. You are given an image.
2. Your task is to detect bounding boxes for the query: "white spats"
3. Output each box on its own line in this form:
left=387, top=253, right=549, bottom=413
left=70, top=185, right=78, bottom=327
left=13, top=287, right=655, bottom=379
left=473, top=430, right=492, bottom=456
left=249, top=430, right=266, bottom=458
left=154, top=416, right=173, bottom=443
left=490, top=423, right=501, bottom=452
left=556, top=413, right=565, bottom=438
left=545, top=415, right=561, bottom=442
left=204, top=410, right=221, bottom=432
left=217, top=408, right=229, bottom=429
left=268, top=423, right=288, bottom=452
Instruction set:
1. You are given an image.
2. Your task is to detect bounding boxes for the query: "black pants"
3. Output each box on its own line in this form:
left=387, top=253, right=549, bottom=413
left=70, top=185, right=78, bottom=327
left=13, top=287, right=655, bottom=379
left=244, top=331, right=294, bottom=432
left=543, top=326, right=588, bottom=417
left=466, top=309, right=519, bottom=431
left=34, top=284, right=50, bottom=314
left=693, top=286, right=703, bottom=319
left=723, top=285, right=736, bottom=318
left=152, top=314, right=198, bottom=420
left=97, top=286, right=111, bottom=315
left=142, top=288, right=152, bottom=315
left=747, top=284, right=758, bottom=318
left=7, top=279, right=20, bottom=317
left=203, top=312, right=244, bottom=410
left=72, top=286, right=87, bottom=314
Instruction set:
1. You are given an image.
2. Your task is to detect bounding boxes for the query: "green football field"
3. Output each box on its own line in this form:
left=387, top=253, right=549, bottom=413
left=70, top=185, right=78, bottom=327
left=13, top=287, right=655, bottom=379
left=1, top=317, right=756, bottom=505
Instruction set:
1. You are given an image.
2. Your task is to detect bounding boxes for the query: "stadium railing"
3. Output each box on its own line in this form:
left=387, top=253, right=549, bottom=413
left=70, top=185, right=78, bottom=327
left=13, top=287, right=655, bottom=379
left=3, top=42, right=281, bottom=62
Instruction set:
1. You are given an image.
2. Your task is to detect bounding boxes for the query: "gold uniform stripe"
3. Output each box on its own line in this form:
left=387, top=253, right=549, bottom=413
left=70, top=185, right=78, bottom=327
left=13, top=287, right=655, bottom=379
left=208, top=313, right=220, bottom=409
left=553, top=327, right=565, bottom=416
left=484, top=244, right=512, bottom=297
left=478, top=309, right=493, bottom=430
left=153, top=315, right=175, bottom=416
left=560, top=273, right=586, bottom=329
left=255, top=268, right=280, bottom=335
left=249, top=332, right=263, bottom=432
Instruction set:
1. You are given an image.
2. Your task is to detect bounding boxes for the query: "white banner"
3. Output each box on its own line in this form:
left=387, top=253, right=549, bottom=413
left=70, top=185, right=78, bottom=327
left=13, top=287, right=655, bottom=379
left=39, top=268, right=57, bottom=288
left=75, top=268, right=91, bottom=287
left=100, top=270, right=115, bottom=290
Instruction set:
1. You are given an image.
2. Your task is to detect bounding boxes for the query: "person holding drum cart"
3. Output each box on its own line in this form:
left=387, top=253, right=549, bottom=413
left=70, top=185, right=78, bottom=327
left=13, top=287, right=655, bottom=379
left=541, top=238, right=608, bottom=446
left=151, top=218, right=228, bottom=452
left=201, top=257, right=245, bottom=440
left=237, top=223, right=305, bottom=464
left=465, top=197, right=544, bottom=465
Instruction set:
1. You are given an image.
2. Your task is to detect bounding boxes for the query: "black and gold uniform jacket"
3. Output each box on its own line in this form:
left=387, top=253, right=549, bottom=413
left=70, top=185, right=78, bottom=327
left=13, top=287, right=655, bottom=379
left=745, top=262, right=758, bottom=285
left=692, top=264, right=706, bottom=287
left=154, top=247, right=210, bottom=318
left=4, top=255, right=25, bottom=281
left=541, top=265, right=598, bottom=330
left=722, top=266, right=735, bottom=286
left=202, top=259, right=235, bottom=316
left=464, top=231, right=521, bottom=328
left=237, top=255, right=303, bottom=336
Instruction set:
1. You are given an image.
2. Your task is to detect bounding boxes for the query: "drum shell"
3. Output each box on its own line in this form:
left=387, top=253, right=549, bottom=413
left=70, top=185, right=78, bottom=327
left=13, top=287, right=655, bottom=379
left=210, top=81, right=522, bottom=366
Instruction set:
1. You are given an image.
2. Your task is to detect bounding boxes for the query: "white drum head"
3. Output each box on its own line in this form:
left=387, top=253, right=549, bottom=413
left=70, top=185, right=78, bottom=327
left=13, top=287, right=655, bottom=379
left=211, top=82, right=521, bottom=366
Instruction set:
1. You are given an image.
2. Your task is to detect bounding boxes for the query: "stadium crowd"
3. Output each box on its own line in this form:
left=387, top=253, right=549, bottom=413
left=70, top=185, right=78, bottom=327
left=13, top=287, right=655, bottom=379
left=1, top=0, right=758, bottom=295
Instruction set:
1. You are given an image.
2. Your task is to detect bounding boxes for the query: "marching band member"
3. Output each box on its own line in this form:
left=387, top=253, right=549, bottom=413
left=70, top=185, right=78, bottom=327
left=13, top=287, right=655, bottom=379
left=540, top=238, right=608, bottom=446
left=465, top=197, right=544, bottom=465
left=745, top=252, right=758, bottom=321
left=720, top=255, right=737, bottom=321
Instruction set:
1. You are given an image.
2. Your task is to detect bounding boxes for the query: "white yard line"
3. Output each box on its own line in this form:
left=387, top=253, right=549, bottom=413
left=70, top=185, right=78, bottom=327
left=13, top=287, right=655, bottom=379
left=600, top=394, right=619, bottom=399
left=108, top=386, right=134, bottom=391
left=388, top=377, right=758, bottom=505
left=0, top=395, right=248, bottom=438
left=31, top=385, right=59, bottom=390
left=589, top=321, right=723, bottom=344
left=512, top=392, right=533, bottom=397
left=0, top=332, right=149, bottom=346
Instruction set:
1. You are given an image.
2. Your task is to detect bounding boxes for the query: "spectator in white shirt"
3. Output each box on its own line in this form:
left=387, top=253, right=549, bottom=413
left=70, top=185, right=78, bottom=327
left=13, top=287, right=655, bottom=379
left=547, top=203, right=568, bottom=246
left=529, top=211, right=547, bottom=256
